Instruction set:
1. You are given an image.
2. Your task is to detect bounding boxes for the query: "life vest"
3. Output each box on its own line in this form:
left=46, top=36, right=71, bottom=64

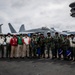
left=10, top=37, right=18, bottom=46
left=23, top=37, right=31, bottom=45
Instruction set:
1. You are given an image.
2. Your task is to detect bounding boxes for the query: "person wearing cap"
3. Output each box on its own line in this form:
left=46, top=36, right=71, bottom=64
left=16, top=34, right=23, bottom=58
left=63, top=36, right=70, bottom=60
left=30, top=34, right=37, bottom=58
left=10, top=34, right=18, bottom=58
left=22, top=34, right=31, bottom=58
left=6, top=33, right=12, bottom=58
left=0, top=34, right=5, bottom=58
left=58, top=35, right=64, bottom=60
left=45, top=32, right=52, bottom=58
left=72, top=35, right=75, bottom=61
left=69, top=34, right=75, bottom=61
left=36, top=33, right=42, bottom=58
left=69, top=35, right=74, bottom=60
left=39, top=33, right=45, bottom=58
left=54, top=32, right=60, bottom=59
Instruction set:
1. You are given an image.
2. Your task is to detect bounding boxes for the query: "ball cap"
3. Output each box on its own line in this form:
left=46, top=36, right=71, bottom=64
left=7, top=33, right=11, bottom=35
left=47, top=31, right=51, bottom=34
left=13, top=34, right=16, bottom=37
left=55, top=32, right=59, bottom=34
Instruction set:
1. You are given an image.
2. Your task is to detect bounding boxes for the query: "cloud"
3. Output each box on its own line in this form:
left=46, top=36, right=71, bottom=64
left=0, top=0, right=75, bottom=33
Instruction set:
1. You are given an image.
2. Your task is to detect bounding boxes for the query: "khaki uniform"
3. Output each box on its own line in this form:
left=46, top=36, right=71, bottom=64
left=11, top=46, right=17, bottom=58
left=10, top=37, right=18, bottom=58
left=22, top=37, right=31, bottom=57
left=16, top=37, right=23, bottom=57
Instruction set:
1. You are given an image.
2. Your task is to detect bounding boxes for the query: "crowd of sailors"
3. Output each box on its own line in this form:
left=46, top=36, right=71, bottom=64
left=0, top=32, right=75, bottom=61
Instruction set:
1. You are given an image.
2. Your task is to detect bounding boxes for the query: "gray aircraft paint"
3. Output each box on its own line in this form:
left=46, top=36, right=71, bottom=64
left=8, top=23, right=17, bottom=33
left=19, top=24, right=25, bottom=32
left=0, top=24, right=3, bottom=34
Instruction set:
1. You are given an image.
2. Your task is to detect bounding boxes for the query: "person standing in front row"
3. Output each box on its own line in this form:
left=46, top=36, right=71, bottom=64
left=30, top=34, right=37, bottom=58
left=16, top=34, right=23, bottom=58
left=51, top=37, right=55, bottom=59
left=63, top=36, right=70, bottom=60
left=0, top=34, right=5, bottom=58
left=69, top=35, right=74, bottom=60
left=54, top=32, right=60, bottom=59
left=10, top=34, right=18, bottom=58
left=6, top=33, right=12, bottom=58
left=39, top=34, right=45, bottom=58
left=71, top=35, right=75, bottom=61
left=22, top=34, right=31, bottom=58
left=45, top=32, right=52, bottom=58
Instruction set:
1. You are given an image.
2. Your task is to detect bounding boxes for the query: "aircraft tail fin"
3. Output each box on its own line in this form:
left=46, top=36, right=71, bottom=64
left=8, top=23, right=17, bottom=33
left=0, top=24, right=3, bottom=33
left=19, top=24, right=25, bottom=32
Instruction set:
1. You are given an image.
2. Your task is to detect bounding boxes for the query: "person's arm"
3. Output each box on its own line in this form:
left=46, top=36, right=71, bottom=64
left=10, top=38, right=12, bottom=45
left=22, top=38, right=26, bottom=44
left=28, top=38, right=31, bottom=44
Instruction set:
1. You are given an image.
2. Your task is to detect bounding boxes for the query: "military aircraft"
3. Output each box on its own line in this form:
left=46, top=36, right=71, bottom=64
left=8, top=23, right=55, bottom=36
left=8, top=23, right=71, bottom=37
left=8, top=23, right=17, bottom=33
left=8, top=23, right=35, bottom=35
left=62, top=31, right=75, bottom=35
left=0, top=24, right=3, bottom=34
left=0, top=24, right=3, bottom=32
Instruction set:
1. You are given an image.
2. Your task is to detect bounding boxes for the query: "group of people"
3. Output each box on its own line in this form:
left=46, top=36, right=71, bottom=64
left=0, top=33, right=31, bottom=59
left=0, top=32, right=75, bottom=61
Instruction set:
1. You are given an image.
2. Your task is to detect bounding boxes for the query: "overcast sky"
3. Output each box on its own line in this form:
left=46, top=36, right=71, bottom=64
left=0, top=0, right=75, bottom=33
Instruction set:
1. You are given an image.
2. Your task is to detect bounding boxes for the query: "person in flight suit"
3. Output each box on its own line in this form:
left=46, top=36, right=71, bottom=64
left=45, top=32, right=52, bottom=58
left=70, top=35, right=75, bottom=61
left=39, top=34, right=45, bottom=58
left=54, top=32, right=60, bottom=59
left=51, top=37, right=55, bottom=59
left=63, top=36, right=70, bottom=60
left=69, top=34, right=74, bottom=60
left=30, top=34, right=37, bottom=58
left=58, top=35, right=63, bottom=59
